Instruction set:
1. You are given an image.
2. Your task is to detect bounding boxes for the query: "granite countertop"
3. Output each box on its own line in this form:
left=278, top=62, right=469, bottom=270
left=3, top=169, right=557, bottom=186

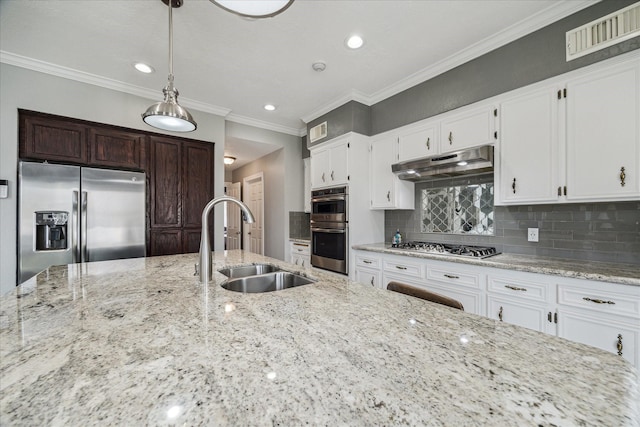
left=1, top=251, right=638, bottom=425
left=289, top=238, right=311, bottom=244
left=352, top=243, right=640, bottom=286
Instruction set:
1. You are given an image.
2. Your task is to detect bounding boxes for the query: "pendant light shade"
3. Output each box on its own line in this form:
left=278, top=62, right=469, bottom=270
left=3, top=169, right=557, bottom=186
left=210, top=0, right=293, bottom=18
left=142, top=0, right=197, bottom=132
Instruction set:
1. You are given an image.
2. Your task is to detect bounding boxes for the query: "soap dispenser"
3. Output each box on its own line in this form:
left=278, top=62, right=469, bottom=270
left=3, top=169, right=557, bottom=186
left=393, top=229, right=402, bottom=246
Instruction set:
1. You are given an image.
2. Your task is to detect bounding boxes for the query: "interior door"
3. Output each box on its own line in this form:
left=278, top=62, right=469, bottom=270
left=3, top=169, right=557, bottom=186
left=225, top=182, right=241, bottom=250
left=243, top=173, right=264, bottom=255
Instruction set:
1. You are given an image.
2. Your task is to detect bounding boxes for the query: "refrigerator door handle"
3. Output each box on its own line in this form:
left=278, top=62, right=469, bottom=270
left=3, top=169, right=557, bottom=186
left=81, top=191, right=88, bottom=262
left=72, top=190, right=80, bottom=263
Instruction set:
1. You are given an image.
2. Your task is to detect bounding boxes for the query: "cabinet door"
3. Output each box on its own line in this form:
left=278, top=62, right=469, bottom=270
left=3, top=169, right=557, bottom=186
left=19, top=112, right=87, bottom=163
left=89, top=127, right=146, bottom=170
left=566, top=61, right=640, bottom=201
left=182, top=141, right=214, bottom=229
left=149, top=229, right=183, bottom=256
left=498, top=87, right=559, bottom=204
left=398, top=124, right=437, bottom=162
left=557, top=309, right=638, bottom=368
left=356, top=268, right=381, bottom=288
left=329, top=142, right=349, bottom=184
left=303, top=158, right=311, bottom=212
left=441, top=105, right=496, bottom=152
left=149, top=136, right=182, bottom=228
left=487, top=295, right=552, bottom=334
left=370, top=137, right=396, bottom=209
left=310, top=148, right=329, bottom=189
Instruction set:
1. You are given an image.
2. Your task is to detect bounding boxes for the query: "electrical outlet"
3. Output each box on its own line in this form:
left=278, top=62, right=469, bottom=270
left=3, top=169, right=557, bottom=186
left=528, top=228, right=539, bottom=242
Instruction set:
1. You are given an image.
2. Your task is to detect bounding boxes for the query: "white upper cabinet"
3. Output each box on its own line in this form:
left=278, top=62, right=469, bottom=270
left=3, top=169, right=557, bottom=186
left=310, top=137, right=349, bottom=189
left=496, top=52, right=640, bottom=205
left=397, top=121, right=438, bottom=162
left=303, top=157, right=311, bottom=212
left=565, top=60, right=640, bottom=201
left=497, top=86, right=560, bottom=204
left=369, top=136, right=414, bottom=210
left=440, top=104, right=497, bottom=152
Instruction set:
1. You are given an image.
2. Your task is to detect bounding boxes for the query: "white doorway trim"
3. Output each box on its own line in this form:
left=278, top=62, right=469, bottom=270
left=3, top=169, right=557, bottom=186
left=225, top=182, right=242, bottom=250
left=242, top=172, right=264, bottom=255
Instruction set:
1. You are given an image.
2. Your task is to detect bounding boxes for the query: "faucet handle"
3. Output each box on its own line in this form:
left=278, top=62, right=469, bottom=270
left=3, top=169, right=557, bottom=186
left=194, top=264, right=199, bottom=276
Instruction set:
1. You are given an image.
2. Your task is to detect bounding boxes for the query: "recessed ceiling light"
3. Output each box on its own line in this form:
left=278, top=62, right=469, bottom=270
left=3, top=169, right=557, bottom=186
left=264, top=104, right=277, bottom=111
left=346, top=34, right=364, bottom=49
left=133, top=62, right=155, bottom=74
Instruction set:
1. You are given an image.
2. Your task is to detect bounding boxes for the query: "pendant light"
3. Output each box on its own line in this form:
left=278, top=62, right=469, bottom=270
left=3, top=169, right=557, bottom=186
left=209, top=0, right=293, bottom=18
left=142, top=0, right=197, bottom=132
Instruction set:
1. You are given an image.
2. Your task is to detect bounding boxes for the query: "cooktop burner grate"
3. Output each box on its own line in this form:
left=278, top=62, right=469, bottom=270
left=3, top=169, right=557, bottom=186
left=390, top=241, right=499, bottom=259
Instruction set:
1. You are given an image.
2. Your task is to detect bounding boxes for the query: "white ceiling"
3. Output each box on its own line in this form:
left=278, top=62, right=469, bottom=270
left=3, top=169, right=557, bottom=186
left=0, top=0, right=594, bottom=169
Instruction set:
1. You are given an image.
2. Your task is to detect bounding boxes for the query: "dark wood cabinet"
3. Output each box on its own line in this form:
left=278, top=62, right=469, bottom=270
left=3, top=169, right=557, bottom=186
left=20, top=112, right=87, bottom=163
left=18, top=109, right=215, bottom=258
left=19, top=110, right=146, bottom=170
left=89, top=127, right=146, bottom=170
left=149, top=136, right=183, bottom=228
left=148, top=136, right=214, bottom=256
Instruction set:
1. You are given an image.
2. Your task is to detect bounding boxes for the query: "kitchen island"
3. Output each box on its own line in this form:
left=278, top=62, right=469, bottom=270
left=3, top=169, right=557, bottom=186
left=1, top=251, right=638, bottom=425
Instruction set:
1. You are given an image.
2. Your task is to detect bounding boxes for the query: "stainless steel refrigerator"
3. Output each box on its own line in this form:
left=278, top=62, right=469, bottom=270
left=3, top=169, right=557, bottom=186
left=18, top=161, right=146, bottom=284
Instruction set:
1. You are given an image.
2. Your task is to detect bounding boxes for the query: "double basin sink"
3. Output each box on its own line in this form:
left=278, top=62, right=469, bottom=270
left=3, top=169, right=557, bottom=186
left=218, top=263, right=315, bottom=293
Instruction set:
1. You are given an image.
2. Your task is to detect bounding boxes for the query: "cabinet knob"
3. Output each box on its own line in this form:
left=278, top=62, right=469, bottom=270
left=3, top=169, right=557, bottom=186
left=617, top=334, right=623, bottom=356
left=620, top=167, right=626, bottom=187
left=498, top=306, right=503, bottom=322
left=512, top=178, right=516, bottom=194
left=448, top=131, right=453, bottom=145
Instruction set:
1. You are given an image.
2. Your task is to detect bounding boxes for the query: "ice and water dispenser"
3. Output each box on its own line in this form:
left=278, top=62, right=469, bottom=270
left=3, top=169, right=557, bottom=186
left=35, top=211, right=68, bottom=250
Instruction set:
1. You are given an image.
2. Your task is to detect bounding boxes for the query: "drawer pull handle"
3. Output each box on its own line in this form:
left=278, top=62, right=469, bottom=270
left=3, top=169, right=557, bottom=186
left=396, top=266, right=407, bottom=270
left=512, top=178, right=516, bottom=194
left=444, top=274, right=459, bottom=279
left=619, top=167, right=626, bottom=187
left=370, top=277, right=374, bottom=286
left=547, top=312, right=552, bottom=323
left=498, top=306, right=503, bottom=322
left=583, top=297, right=615, bottom=305
left=505, top=285, right=527, bottom=291
left=448, top=131, right=453, bottom=145
left=617, top=334, right=623, bottom=356
left=426, top=137, right=430, bottom=150
left=363, top=260, right=373, bottom=264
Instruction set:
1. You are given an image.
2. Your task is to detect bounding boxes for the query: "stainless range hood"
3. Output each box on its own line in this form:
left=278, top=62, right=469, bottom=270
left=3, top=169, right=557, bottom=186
left=392, top=145, right=494, bottom=181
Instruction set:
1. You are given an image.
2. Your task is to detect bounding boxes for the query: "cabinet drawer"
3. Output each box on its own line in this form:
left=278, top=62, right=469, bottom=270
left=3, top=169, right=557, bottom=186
left=291, top=242, right=310, bottom=256
left=383, top=258, right=423, bottom=278
left=558, top=284, right=640, bottom=319
left=488, top=276, right=549, bottom=303
left=427, top=266, right=481, bottom=289
left=355, top=254, right=381, bottom=269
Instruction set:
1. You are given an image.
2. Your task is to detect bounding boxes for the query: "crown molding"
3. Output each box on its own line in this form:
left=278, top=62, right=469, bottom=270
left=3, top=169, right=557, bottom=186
left=300, top=89, right=372, bottom=124
left=300, top=0, right=596, bottom=124
left=225, top=112, right=306, bottom=137
left=0, top=50, right=232, bottom=118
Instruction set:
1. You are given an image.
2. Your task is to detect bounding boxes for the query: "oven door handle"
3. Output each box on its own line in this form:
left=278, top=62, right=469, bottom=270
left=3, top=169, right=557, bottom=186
left=311, top=227, right=346, bottom=234
left=311, top=195, right=346, bottom=203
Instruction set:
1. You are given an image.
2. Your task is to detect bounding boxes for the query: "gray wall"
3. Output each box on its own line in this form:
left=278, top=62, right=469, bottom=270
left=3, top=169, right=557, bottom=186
left=307, top=101, right=370, bottom=148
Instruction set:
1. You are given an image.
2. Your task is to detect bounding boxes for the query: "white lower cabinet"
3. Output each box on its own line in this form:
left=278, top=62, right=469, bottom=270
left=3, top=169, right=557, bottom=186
left=486, top=272, right=555, bottom=334
left=556, top=279, right=640, bottom=367
left=351, top=249, right=640, bottom=367
left=289, top=241, right=310, bottom=268
left=354, top=253, right=382, bottom=288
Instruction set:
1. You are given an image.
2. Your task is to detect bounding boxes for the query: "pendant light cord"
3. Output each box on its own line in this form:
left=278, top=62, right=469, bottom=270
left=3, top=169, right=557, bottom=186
left=167, top=1, right=174, bottom=88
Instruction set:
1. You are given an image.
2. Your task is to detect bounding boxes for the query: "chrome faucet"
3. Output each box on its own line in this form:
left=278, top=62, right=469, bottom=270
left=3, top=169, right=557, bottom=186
left=198, top=196, right=255, bottom=284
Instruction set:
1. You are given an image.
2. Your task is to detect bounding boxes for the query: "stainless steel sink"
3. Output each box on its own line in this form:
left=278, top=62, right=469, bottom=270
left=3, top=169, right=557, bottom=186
left=218, top=263, right=281, bottom=279
left=221, top=271, right=315, bottom=293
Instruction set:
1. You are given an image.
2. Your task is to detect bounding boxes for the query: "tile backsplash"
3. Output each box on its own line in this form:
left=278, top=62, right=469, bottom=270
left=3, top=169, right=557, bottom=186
left=289, top=211, right=311, bottom=240
left=386, top=185, right=639, bottom=265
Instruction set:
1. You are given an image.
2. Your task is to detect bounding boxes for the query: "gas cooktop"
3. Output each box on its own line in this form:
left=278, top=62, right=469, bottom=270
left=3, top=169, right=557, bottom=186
left=390, top=241, right=499, bottom=259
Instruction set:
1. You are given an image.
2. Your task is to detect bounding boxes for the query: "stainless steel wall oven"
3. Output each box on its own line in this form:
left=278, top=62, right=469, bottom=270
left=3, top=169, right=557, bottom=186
left=311, top=186, right=348, bottom=275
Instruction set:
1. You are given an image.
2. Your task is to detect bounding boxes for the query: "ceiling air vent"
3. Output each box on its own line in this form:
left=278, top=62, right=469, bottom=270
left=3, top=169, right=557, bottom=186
left=309, top=121, right=327, bottom=143
left=566, top=2, right=640, bottom=61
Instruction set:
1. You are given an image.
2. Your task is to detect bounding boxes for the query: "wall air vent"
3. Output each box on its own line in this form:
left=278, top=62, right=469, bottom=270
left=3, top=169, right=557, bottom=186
left=566, top=2, right=640, bottom=61
left=309, top=121, right=327, bottom=143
